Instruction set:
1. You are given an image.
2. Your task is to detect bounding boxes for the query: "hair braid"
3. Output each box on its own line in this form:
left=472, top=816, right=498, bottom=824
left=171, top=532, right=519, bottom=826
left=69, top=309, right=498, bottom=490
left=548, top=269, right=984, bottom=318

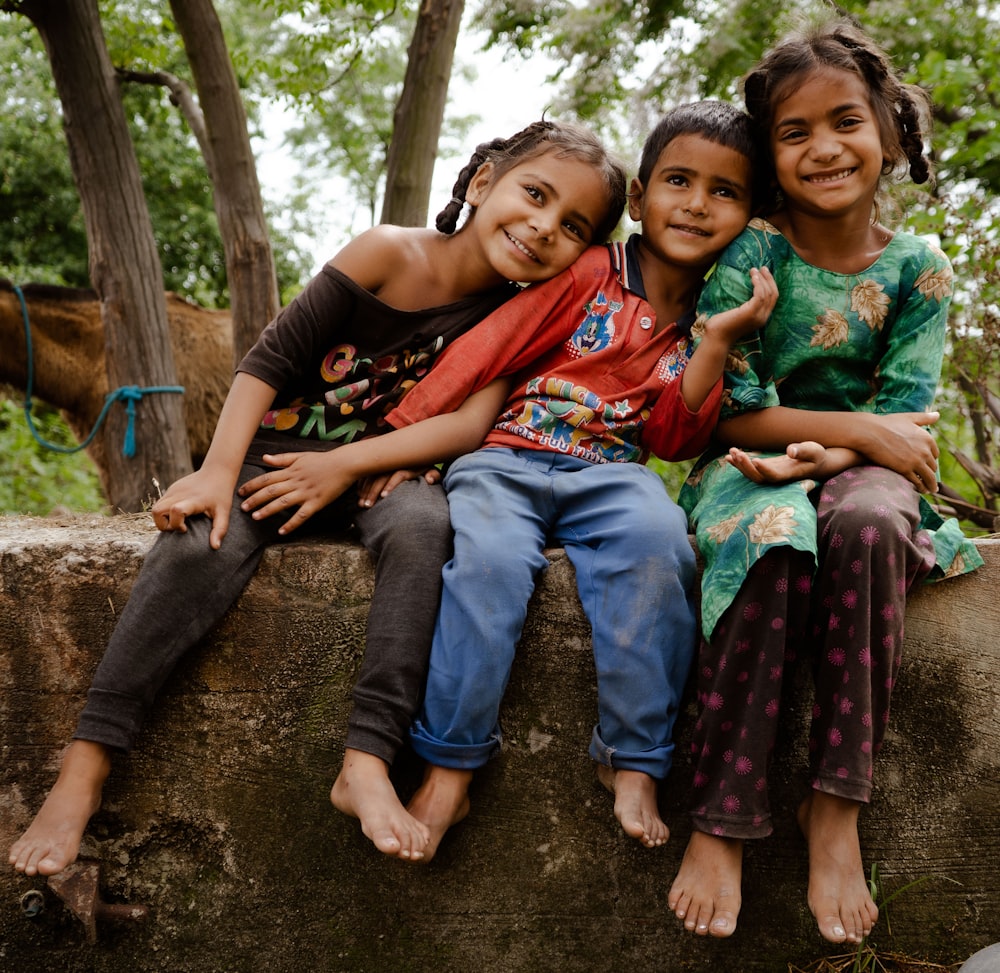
left=897, top=92, right=931, bottom=184
left=435, top=137, right=508, bottom=234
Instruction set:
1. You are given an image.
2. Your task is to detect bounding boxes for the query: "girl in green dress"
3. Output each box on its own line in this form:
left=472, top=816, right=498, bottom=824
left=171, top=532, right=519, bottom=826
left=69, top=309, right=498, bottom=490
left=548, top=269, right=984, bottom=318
left=667, top=19, right=983, bottom=946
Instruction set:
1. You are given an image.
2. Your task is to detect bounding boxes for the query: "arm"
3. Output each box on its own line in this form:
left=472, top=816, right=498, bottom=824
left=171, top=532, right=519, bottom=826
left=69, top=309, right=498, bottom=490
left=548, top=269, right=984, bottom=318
left=641, top=266, right=777, bottom=462
left=717, top=407, right=940, bottom=491
left=727, top=442, right=862, bottom=485
left=151, top=372, right=278, bottom=549
left=681, top=266, right=777, bottom=412
left=238, top=377, right=511, bottom=535
left=386, top=252, right=597, bottom=428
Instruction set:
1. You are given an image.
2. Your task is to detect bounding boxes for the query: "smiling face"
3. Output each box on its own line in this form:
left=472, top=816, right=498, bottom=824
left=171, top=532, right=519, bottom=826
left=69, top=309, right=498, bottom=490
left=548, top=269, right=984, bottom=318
left=627, top=133, right=753, bottom=274
left=770, top=65, right=886, bottom=221
left=466, top=149, right=611, bottom=284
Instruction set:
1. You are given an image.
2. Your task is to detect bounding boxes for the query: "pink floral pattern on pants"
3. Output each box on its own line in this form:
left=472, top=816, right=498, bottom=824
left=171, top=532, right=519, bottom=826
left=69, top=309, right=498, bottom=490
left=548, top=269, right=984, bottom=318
left=688, top=466, right=936, bottom=840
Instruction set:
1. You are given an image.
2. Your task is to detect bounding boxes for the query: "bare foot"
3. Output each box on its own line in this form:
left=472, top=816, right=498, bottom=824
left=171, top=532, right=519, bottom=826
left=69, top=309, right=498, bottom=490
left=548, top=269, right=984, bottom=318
left=8, top=740, right=111, bottom=877
left=330, top=749, right=430, bottom=861
left=596, top=765, right=669, bottom=848
left=668, top=829, right=743, bottom=937
left=797, top=791, right=878, bottom=944
left=405, top=764, right=473, bottom=863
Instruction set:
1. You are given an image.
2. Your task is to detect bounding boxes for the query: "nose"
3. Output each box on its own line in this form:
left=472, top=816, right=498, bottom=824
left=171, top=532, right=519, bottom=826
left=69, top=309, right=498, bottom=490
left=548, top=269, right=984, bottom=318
left=810, top=129, right=843, bottom=161
left=528, top=205, right=558, bottom=240
left=683, top=187, right=708, bottom=216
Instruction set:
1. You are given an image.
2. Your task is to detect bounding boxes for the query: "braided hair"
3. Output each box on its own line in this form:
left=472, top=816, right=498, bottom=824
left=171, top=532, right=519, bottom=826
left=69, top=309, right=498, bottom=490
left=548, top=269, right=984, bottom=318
left=435, top=119, right=627, bottom=244
left=742, top=19, right=933, bottom=198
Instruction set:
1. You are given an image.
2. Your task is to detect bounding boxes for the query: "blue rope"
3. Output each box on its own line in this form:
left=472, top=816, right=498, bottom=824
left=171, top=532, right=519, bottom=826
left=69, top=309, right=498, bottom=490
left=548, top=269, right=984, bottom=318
left=13, top=283, right=184, bottom=457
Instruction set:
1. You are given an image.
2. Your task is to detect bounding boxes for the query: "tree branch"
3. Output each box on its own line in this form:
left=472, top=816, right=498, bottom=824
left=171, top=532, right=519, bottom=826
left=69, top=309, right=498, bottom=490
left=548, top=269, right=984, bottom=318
left=116, top=68, right=213, bottom=180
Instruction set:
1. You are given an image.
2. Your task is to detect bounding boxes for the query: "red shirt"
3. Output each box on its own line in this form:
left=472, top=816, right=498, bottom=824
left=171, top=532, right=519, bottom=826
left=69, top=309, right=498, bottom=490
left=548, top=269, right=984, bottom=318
left=387, top=240, right=722, bottom=464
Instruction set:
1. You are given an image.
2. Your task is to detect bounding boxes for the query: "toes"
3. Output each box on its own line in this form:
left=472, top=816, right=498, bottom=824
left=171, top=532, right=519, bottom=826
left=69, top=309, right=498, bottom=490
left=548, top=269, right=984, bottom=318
left=668, top=887, right=690, bottom=919
left=709, top=910, right=737, bottom=938
left=686, top=901, right=713, bottom=935
left=818, top=912, right=848, bottom=943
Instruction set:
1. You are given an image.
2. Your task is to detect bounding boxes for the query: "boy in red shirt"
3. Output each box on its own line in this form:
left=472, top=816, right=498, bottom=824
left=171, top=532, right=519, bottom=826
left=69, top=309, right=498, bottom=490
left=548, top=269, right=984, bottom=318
left=240, top=101, right=776, bottom=860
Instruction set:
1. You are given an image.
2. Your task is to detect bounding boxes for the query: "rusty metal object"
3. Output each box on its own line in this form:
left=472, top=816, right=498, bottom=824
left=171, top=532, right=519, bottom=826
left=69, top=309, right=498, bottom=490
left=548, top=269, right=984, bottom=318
left=46, top=859, right=149, bottom=944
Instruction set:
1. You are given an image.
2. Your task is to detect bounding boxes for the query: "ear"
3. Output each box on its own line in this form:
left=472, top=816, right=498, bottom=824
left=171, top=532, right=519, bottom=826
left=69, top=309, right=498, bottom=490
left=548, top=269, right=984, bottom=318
left=466, top=161, right=497, bottom=207
left=627, top=176, right=644, bottom=222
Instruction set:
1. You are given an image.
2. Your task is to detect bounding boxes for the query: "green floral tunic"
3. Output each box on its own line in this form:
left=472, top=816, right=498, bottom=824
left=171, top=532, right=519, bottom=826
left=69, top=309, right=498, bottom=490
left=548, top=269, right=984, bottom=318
left=680, top=219, right=984, bottom=638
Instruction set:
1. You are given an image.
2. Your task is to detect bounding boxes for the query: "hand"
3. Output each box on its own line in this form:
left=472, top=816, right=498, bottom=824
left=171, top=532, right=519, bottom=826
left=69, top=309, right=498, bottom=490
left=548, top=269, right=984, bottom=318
left=702, top=266, right=778, bottom=345
left=356, top=467, right=442, bottom=507
left=150, top=466, right=236, bottom=550
left=857, top=412, right=940, bottom=492
left=727, top=442, right=828, bottom=485
left=238, top=451, right=355, bottom=534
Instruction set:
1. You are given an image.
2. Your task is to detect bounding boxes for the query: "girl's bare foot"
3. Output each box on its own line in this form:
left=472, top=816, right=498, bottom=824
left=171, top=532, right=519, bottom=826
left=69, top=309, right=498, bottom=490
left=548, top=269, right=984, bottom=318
left=797, top=791, right=878, bottom=944
left=668, top=829, right=743, bottom=937
left=405, top=764, right=473, bottom=863
left=330, top=749, right=430, bottom=861
left=8, top=740, right=111, bottom=877
left=596, top=765, right=669, bottom=848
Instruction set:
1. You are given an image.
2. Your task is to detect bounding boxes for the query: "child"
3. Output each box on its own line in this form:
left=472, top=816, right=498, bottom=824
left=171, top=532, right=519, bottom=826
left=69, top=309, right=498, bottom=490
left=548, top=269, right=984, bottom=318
left=666, top=21, right=984, bottom=945
left=315, top=100, right=776, bottom=862
left=9, top=119, right=628, bottom=874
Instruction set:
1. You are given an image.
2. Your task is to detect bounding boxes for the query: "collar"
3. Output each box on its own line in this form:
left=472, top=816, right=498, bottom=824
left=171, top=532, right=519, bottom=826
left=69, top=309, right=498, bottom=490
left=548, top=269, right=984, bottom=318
left=606, top=234, right=699, bottom=337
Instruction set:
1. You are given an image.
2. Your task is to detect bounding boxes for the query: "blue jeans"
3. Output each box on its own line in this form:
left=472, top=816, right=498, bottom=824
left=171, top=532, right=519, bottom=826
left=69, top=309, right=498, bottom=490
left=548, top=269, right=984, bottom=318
left=409, top=448, right=697, bottom=779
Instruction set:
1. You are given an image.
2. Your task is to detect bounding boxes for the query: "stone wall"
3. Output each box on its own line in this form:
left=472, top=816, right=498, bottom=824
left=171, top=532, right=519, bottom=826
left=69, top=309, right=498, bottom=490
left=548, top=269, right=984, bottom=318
left=1, top=515, right=998, bottom=972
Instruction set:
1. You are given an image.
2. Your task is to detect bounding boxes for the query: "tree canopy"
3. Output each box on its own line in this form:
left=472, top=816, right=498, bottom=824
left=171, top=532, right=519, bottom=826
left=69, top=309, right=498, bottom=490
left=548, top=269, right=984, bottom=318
left=1, top=0, right=998, bottom=521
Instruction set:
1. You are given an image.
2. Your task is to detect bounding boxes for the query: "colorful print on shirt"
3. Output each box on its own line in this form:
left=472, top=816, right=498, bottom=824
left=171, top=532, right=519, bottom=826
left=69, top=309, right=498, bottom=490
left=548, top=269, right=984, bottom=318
left=494, top=291, right=650, bottom=465
left=567, top=291, right=621, bottom=358
left=262, top=336, right=445, bottom=444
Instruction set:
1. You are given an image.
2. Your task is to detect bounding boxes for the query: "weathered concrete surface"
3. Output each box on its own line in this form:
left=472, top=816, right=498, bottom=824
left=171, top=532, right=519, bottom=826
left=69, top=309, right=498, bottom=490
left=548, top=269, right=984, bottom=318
left=1, top=514, right=998, bottom=973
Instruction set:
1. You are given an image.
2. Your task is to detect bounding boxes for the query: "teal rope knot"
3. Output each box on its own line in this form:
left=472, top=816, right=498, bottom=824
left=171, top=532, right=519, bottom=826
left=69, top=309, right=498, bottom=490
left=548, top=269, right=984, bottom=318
left=14, top=284, right=184, bottom=457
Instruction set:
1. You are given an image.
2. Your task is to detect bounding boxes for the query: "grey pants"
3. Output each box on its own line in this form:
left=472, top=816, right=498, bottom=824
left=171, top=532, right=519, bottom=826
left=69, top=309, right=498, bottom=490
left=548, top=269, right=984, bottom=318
left=74, top=460, right=452, bottom=764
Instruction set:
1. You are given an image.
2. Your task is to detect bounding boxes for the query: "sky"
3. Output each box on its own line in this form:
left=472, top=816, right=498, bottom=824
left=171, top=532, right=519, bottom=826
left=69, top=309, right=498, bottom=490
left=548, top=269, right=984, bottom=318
left=253, top=21, right=563, bottom=276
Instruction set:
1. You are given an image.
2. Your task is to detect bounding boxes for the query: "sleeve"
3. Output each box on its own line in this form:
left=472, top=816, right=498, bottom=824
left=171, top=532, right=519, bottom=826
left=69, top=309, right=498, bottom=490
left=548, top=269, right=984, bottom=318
left=385, top=252, right=599, bottom=427
left=640, top=363, right=724, bottom=462
left=873, top=244, right=952, bottom=414
left=236, top=264, right=353, bottom=390
left=697, top=235, right=778, bottom=421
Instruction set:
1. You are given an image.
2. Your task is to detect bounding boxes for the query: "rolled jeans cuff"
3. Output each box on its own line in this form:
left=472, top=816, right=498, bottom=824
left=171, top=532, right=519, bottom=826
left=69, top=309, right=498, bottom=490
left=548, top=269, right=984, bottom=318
left=409, top=719, right=500, bottom=769
left=589, top=726, right=673, bottom=779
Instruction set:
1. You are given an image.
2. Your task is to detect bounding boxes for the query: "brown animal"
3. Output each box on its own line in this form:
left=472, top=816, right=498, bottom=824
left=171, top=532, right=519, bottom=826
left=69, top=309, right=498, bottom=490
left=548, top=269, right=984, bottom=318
left=1, top=279, right=233, bottom=494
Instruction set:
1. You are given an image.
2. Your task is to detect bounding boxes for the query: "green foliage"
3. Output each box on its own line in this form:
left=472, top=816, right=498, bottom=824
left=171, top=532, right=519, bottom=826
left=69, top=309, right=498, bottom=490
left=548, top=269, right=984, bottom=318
left=0, top=398, right=105, bottom=515
left=647, top=455, right=693, bottom=502
left=0, top=21, right=89, bottom=287
left=0, top=3, right=312, bottom=304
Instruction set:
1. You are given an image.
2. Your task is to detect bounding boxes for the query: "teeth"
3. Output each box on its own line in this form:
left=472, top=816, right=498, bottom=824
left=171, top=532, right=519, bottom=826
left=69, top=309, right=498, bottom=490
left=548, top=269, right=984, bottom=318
left=507, top=231, right=537, bottom=261
left=810, top=169, right=852, bottom=183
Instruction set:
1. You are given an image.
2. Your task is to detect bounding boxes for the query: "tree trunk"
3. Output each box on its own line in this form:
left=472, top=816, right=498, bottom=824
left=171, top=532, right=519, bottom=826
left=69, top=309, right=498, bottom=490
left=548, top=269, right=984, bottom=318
left=17, top=0, right=192, bottom=512
left=169, top=0, right=280, bottom=364
left=380, top=0, right=466, bottom=227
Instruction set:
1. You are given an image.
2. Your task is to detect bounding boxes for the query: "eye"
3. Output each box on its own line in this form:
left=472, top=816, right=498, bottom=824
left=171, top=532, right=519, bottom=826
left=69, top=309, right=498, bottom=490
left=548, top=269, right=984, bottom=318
left=666, top=173, right=689, bottom=187
left=777, top=127, right=807, bottom=143
left=524, top=184, right=543, bottom=201
left=837, top=115, right=865, bottom=131
left=562, top=219, right=588, bottom=241
left=713, top=186, right=738, bottom=199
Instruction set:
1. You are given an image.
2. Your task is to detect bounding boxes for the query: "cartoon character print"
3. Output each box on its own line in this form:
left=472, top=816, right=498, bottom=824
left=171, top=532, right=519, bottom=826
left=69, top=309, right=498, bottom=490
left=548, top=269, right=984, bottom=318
left=658, top=335, right=693, bottom=384
left=495, top=295, right=641, bottom=464
left=567, top=291, right=621, bottom=359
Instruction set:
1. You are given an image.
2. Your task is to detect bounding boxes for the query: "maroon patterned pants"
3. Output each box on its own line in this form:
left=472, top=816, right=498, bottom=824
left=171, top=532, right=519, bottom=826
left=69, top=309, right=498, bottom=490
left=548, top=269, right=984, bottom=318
left=689, top=466, right=936, bottom=839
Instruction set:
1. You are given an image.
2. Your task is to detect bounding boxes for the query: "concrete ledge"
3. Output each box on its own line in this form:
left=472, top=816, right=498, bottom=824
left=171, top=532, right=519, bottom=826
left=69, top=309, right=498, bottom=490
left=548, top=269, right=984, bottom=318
left=1, top=515, right=998, bottom=972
